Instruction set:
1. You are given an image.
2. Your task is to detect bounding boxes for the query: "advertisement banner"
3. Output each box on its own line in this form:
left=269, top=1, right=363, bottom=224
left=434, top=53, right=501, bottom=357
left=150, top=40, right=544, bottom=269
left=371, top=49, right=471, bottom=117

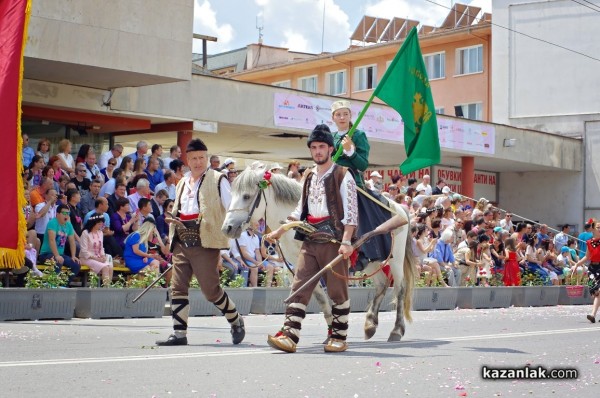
left=273, top=93, right=495, bottom=154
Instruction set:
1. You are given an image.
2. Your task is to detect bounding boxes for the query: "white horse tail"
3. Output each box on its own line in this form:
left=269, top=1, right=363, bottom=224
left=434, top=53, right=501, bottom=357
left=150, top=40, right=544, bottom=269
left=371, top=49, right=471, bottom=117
left=402, top=207, right=417, bottom=323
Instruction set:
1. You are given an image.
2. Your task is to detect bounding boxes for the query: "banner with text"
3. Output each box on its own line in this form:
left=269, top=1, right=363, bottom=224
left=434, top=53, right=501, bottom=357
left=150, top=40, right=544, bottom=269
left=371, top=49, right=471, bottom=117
left=273, top=93, right=495, bottom=154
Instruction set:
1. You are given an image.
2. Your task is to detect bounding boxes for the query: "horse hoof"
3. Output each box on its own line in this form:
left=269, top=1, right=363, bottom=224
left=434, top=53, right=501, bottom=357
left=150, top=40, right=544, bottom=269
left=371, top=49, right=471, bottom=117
left=387, top=333, right=402, bottom=342
left=364, top=323, right=377, bottom=340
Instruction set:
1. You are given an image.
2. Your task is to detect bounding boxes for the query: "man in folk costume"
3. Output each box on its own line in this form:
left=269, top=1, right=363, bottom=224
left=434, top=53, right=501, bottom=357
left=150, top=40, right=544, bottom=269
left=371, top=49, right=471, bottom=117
left=265, top=124, right=358, bottom=353
left=156, top=138, right=245, bottom=346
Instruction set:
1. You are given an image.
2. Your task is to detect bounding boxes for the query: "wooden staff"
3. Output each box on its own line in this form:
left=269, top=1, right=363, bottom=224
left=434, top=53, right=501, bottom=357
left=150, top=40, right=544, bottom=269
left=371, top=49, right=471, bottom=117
left=284, top=214, right=407, bottom=304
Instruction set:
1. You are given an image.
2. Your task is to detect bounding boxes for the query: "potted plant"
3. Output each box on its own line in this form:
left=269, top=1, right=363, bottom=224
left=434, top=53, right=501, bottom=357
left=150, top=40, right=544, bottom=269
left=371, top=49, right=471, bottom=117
left=188, top=271, right=253, bottom=317
left=0, top=260, right=76, bottom=321
left=74, top=271, right=167, bottom=319
left=558, top=283, right=593, bottom=305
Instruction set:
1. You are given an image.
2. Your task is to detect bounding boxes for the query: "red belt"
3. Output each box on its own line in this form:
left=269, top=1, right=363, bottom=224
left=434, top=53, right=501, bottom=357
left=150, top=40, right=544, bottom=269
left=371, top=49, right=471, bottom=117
left=307, top=215, right=330, bottom=224
left=179, top=213, right=200, bottom=221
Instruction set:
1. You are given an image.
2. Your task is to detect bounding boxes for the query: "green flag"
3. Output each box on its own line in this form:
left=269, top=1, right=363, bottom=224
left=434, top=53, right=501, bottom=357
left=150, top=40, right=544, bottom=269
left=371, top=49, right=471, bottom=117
left=373, top=27, right=440, bottom=175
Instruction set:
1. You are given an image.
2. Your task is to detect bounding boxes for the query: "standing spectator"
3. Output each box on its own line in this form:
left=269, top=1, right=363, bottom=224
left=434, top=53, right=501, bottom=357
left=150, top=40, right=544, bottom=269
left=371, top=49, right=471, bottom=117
left=128, top=178, right=151, bottom=213
left=99, top=144, right=123, bottom=169
left=431, top=228, right=460, bottom=287
left=155, top=171, right=176, bottom=200
left=36, top=138, right=51, bottom=164
left=111, top=197, right=139, bottom=249
left=21, top=133, right=35, bottom=168
left=145, top=157, right=164, bottom=191
left=287, top=160, right=300, bottom=178
left=149, top=144, right=165, bottom=170
left=500, top=212, right=514, bottom=233
left=416, top=175, right=432, bottom=196
left=431, top=178, right=446, bottom=195
left=554, top=224, right=571, bottom=253
left=57, top=139, right=75, bottom=176
left=123, top=219, right=161, bottom=275
left=34, top=189, right=58, bottom=245
left=125, top=141, right=149, bottom=163
left=80, top=213, right=114, bottom=286
left=100, top=158, right=117, bottom=182
left=38, top=204, right=81, bottom=282
left=79, top=180, right=102, bottom=215
left=578, top=220, right=594, bottom=258
left=164, top=145, right=182, bottom=171
left=71, top=164, right=91, bottom=193
left=503, top=238, right=521, bottom=286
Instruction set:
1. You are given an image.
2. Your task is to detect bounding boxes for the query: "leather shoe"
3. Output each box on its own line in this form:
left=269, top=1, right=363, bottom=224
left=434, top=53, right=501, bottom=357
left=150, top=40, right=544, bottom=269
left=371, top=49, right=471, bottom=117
left=231, top=317, right=245, bottom=345
left=324, top=338, right=348, bottom=353
left=587, top=315, right=596, bottom=324
left=267, top=334, right=296, bottom=353
left=156, top=334, right=188, bottom=346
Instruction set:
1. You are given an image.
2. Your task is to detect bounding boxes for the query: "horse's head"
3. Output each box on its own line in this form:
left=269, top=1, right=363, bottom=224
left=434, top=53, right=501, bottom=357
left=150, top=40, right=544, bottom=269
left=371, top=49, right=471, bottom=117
left=221, top=162, right=268, bottom=238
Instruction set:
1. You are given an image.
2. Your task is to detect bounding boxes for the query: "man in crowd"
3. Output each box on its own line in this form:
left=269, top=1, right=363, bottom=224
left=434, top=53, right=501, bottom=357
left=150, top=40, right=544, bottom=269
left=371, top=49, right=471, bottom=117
left=155, top=171, right=177, bottom=200
left=145, top=157, right=164, bottom=192
left=99, top=168, right=124, bottom=198
left=22, top=133, right=35, bottom=168
left=107, top=182, right=128, bottom=216
left=99, top=144, right=123, bottom=169
left=79, top=179, right=102, bottom=215
left=416, top=175, right=432, bottom=196
left=71, top=164, right=91, bottom=193
left=128, top=178, right=151, bottom=213
left=163, top=145, right=181, bottom=171
left=83, top=152, right=104, bottom=184
left=209, top=155, right=220, bottom=170
left=431, top=178, right=446, bottom=195
left=125, top=141, right=148, bottom=162
left=554, top=224, right=571, bottom=252
left=30, top=177, right=53, bottom=208
left=149, top=144, right=164, bottom=170
left=151, top=189, right=169, bottom=219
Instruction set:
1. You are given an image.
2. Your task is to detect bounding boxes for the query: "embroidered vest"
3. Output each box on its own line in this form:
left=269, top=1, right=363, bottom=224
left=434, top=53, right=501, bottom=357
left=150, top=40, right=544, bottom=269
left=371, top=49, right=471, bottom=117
left=169, top=169, right=229, bottom=250
left=299, top=165, right=348, bottom=242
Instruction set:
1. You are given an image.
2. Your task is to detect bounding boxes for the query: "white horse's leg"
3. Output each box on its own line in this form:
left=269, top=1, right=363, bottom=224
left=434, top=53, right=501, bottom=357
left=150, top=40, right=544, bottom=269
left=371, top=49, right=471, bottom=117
left=364, top=264, right=390, bottom=340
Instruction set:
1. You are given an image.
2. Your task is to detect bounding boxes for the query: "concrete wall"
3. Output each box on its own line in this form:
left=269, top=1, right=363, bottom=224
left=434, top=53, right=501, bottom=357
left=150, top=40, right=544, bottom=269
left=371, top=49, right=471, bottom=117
left=499, top=171, right=584, bottom=232
left=492, top=0, right=600, bottom=135
left=26, top=0, right=193, bottom=86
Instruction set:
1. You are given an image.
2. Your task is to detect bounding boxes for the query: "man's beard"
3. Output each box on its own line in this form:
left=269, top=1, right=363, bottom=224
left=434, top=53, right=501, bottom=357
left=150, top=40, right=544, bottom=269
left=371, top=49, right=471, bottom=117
left=313, top=157, right=328, bottom=165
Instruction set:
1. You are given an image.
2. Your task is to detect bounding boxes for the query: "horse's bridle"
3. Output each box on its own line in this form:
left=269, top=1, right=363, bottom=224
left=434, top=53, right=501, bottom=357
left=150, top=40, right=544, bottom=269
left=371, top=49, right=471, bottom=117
left=226, top=186, right=267, bottom=227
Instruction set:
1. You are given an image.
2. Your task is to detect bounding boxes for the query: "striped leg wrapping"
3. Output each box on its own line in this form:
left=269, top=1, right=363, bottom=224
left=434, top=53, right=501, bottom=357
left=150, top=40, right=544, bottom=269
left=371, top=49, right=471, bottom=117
left=331, top=300, right=350, bottom=341
left=283, top=303, right=306, bottom=344
left=171, top=296, right=190, bottom=337
left=214, top=292, right=240, bottom=326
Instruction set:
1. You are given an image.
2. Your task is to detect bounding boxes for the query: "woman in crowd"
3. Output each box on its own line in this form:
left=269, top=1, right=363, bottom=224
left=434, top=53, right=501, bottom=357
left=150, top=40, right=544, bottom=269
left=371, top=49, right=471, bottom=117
left=48, top=155, right=64, bottom=183
left=441, top=207, right=455, bottom=230
left=537, top=239, right=560, bottom=285
left=41, top=166, right=60, bottom=193
left=478, top=235, right=493, bottom=284
left=111, top=197, right=139, bottom=249
left=155, top=199, right=174, bottom=243
left=525, top=235, right=552, bottom=285
left=503, top=238, right=521, bottom=286
left=101, top=157, right=117, bottom=182
left=471, top=197, right=489, bottom=220
left=80, top=213, right=114, bottom=286
left=75, top=144, right=93, bottom=166
left=27, top=155, right=45, bottom=187
left=123, top=219, right=161, bottom=275
left=57, top=138, right=75, bottom=176
left=132, top=158, right=147, bottom=177
left=121, top=156, right=134, bottom=183
left=458, top=240, right=480, bottom=286
left=287, top=160, right=300, bottom=178
left=36, top=138, right=51, bottom=164
left=414, top=225, right=448, bottom=287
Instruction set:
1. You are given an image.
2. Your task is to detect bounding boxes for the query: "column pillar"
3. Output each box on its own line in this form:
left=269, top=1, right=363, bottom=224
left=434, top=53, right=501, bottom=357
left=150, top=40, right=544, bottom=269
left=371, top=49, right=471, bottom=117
left=461, top=156, right=475, bottom=201
left=177, top=131, right=193, bottom=165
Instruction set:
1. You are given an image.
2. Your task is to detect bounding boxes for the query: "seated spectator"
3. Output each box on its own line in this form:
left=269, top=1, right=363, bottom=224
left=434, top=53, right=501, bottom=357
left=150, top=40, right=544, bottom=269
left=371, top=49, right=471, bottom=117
left=107, top=181, right=128, bottom=216
left=137, top=197, right=154, bottom=225
left=71, top=164, right=91, bottom=193
left=154, top=171, right=176, bottom=200
left=145, top=157, right=164, bottom=192
left=237, top=222, right=273, bottom=287
left=56, top=138, right=75, bottom=176
left=79, top=179, right=102, bottom=215
left=431, top=228, right=460, bottom=287
left=111, top=197, right=139, bottom=249
left=128, top=178, right=151, bottom=213
left=156, top=199, right=174, bottom=243
left=413, top=225, right=447, bottom=287
left=65, top=188, right=83, bottom=239
left=34, top=189, right=58, bottom=246
left=123, top=219, right=161, bottom=274
left=38, top=204, right=81, bottom=284
left=525, top=235, right=552, bottom=285
left=30, top=177, right=53, bottom=208
left=260, top=236, right=284, bottom=287
left=169, top=159, right=185, bottom=183
left=83, top=152, right=104, bottom=185
left=100, top=167, right=125, bottom=199
left=84, top=197, right=123, bottom=258
left=80, top=213, right=114, bottom=286
left=100, top=157, right=118, bottom=182
left=151, top=189, right=168, bottom=219
left=27, top=155, right=45, bottom=187
left=220, top=247, right=242, bottom=284
left=36, top=137, right=51, bottom=164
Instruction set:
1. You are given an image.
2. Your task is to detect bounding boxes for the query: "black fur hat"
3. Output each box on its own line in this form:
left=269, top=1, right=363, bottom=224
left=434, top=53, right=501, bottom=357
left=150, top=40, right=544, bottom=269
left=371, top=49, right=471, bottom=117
left=186, top=138, right=208, bottom=153
left=307, top=124, right=334, bottom=147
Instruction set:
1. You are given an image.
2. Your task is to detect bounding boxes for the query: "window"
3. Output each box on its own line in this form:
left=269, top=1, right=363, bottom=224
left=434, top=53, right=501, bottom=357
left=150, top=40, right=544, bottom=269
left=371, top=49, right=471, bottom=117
left=355, top=65, right=377, bottom=91
left=423, top=52, right=445, bottom=80
left=298, top=75, right=318, bottom=93
left=273, top=80, right=291, bottom=88
left=435, top=107, right=445, bottom=115
left=458, top=103, right=483, bottom=120
left=456, top=45, right=483, bottom=75
left=325, top=70, right=346, bottom=95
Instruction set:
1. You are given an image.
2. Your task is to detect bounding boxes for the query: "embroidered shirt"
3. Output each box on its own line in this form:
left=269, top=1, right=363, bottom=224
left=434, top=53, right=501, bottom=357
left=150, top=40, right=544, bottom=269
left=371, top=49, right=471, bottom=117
left=290, top=164, right=358, bottom=226
left=179, top=171, right=231, bottom=215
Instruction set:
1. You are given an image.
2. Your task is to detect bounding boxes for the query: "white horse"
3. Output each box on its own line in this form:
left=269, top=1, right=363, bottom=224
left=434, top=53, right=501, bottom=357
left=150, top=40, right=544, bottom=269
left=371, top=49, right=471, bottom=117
left=221, top=163, right=416, bottom=342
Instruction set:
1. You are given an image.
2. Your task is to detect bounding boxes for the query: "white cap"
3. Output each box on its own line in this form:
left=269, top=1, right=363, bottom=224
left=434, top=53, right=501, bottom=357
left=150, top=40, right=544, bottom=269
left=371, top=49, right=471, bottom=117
left=442, top=186, right=451, bottom=194
left=370, top=171, right=382, bottom=178
left=223, top=158, right=235, bottom=166
left=270, top=163, right=283, bottom=170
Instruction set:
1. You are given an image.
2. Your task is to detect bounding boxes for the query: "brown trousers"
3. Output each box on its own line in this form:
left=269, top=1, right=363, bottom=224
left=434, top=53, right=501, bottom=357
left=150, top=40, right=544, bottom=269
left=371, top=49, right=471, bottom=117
left=171, top=241, right=224, bottom=303
left=289, top=240, right=349, bottom=306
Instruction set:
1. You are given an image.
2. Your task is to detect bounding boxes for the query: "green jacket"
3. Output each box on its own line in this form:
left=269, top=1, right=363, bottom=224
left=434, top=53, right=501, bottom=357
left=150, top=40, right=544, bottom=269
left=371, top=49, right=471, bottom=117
left=333, top=129, right=370, bottom=188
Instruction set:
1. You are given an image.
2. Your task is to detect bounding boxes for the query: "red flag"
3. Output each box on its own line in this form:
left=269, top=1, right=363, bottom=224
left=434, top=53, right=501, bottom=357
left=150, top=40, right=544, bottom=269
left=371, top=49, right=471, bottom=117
left=0, top=0, right=31, bottom=268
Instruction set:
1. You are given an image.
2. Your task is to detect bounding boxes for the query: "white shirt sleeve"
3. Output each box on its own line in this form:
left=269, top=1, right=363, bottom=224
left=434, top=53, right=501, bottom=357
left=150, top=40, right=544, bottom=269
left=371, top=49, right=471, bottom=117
left=340, top=171, right=358, bottom=226
left=220, top=176, right=231, bottom=210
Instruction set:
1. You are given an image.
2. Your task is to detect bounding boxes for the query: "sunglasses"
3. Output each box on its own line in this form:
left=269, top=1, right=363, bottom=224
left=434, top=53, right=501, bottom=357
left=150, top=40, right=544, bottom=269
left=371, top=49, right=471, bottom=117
left=78, top=169, right=86, bottom=173
left=61, top=211, right=71, bottom=216
left=109, top=162, right=117, bottom=166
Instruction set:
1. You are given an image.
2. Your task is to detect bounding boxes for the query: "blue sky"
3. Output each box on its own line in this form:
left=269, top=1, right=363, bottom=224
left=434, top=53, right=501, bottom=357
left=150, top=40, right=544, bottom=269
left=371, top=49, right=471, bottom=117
left=192, top=0, right=492, bottom=55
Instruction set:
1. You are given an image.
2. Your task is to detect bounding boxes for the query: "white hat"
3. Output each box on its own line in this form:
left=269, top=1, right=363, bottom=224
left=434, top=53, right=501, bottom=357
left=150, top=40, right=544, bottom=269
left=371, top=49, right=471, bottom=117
left=331, top=100, right=351, bottom=114
left=370, top=171, right=382, bottom=178
left=442, top=186, right=451, bottom=194
left=270, top=163, right=283, bottom=170
left=223, top=158, right=235, bottom=166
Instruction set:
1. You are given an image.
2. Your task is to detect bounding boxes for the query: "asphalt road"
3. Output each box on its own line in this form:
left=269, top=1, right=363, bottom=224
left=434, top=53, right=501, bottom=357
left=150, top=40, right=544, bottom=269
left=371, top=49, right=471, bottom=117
left=0, top=305, right=598, bottom=398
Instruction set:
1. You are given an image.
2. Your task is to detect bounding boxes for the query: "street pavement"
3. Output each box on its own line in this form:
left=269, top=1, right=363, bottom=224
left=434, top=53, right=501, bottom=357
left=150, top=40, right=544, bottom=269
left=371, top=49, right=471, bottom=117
left=0, top=305, right=598, bottom=398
